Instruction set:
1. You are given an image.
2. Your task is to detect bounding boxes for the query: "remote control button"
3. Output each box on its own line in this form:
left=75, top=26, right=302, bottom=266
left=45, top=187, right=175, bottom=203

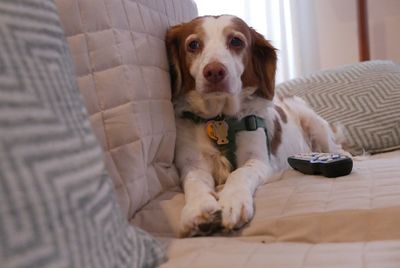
left=319, top=156, right=329, bottom=161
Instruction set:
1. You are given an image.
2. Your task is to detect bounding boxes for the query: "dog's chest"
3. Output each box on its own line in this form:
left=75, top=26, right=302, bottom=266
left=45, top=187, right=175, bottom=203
left=197, top=124, right=233, bottom=185
left=176, top=119, right=232, bottom=185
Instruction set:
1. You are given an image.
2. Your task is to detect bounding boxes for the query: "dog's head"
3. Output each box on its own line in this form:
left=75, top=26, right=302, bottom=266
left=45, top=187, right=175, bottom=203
left=166, top=15, right=277, bottom=102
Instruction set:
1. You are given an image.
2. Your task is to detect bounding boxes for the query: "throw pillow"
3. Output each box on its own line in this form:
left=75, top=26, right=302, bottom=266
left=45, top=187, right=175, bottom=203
left=277, top=61, right=400, bottom=155
left=0, top=1, right=165, bottom=267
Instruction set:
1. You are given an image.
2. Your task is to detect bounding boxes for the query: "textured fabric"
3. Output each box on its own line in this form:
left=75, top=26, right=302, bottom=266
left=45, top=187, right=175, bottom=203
left=0, top=1, right=165, bottom=267
left=276, top=60, right=400, bottom=155
left=56, top=0, right=198, bottom=217
left=133, top=151, right=400, bottom=266
left=133, top=150, right=400, bottom=241
left=159, top=238, right=400, bottom=268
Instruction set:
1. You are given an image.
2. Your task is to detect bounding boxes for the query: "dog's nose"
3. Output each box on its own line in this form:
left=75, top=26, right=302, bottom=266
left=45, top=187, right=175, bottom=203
left=203, top=62, right=227, bottom=84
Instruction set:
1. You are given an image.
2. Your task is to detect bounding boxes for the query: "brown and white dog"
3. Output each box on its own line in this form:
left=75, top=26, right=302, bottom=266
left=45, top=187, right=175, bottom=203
left=166, top=15, right=347, bottom=237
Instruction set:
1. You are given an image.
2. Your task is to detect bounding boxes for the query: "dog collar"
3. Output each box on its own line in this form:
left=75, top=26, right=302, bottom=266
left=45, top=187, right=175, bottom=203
left=180, top=111, right=271, bottom=170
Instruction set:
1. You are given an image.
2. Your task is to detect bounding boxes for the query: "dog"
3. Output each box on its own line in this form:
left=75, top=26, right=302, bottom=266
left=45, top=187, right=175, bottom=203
left=166, top=15, right=348, bottom=237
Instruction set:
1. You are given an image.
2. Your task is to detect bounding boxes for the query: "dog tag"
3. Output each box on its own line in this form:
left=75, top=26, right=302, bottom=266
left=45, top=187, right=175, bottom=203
left=206, top=120, right=229, bottom=145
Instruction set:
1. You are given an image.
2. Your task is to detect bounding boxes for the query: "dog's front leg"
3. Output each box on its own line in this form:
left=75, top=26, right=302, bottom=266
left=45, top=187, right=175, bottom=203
left=218, top=129, right=281, bottom=230
left=218, top=159, right=278, bottom=230
left=179, top=168, right=222, bottom=237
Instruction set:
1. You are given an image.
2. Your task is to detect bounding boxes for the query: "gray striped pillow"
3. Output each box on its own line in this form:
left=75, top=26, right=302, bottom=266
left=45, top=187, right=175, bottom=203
left=277, top=61, right=400, bottom=155
left=0, top=1, right=165, bottom=267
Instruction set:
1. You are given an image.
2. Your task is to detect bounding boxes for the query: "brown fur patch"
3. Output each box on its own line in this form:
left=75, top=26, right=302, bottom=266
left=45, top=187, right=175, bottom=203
left=228, top=18, right=252, bottom=40
left=271, top=118, right=282, bottom=155
left=299, top=117, right=311, bottom=145
left=301, top=117, right=328, bottom=152
left=228, top=18, right=257, bottom=92
left=246, top=28, right=277, bottom=100
left=225, top=18, right=277, bottom=100
left=165, top=17, right=206, bottom=98
left=223, top=18, right=251, bottom=54
left=274, top=105, right=287, bottom=123
left=330, top=123, right=337, bottom=134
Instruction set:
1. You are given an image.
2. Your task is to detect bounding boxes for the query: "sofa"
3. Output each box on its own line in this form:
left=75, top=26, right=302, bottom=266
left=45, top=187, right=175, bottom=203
left=1, top=0, right=400, bottom=267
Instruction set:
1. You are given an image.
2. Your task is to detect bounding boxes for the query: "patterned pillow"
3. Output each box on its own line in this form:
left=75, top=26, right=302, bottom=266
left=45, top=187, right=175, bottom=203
left=0, top=1, right=165, bottom=268
left=277, top=61, right=400, bottom=155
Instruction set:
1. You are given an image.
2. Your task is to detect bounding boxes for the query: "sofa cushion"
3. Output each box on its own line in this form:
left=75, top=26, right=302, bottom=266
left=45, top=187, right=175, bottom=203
left=56, top=0, right=198, bottom=218
left=133, top=150, right=400, bottom=242
left=0, top=1, right=164, bottom=267
left=133, top=151, right=400, bottom=266
left=159, top=238, right=400, bottom=268
left=276, top=60, right=400, bottom=155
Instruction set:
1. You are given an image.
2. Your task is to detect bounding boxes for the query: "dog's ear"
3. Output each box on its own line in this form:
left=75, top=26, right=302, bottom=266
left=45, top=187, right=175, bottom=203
left=165, top=25, right=184, bottom=98
left=248, top=28, right=277, bottom=100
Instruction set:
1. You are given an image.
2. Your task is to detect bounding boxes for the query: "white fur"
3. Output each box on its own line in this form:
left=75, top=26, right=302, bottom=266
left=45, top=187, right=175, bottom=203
left=172, top=16, right=348, bottom=237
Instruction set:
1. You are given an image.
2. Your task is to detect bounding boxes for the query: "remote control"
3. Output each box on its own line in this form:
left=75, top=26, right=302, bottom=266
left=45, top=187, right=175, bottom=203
left=287, top=153, right=353, bottom=178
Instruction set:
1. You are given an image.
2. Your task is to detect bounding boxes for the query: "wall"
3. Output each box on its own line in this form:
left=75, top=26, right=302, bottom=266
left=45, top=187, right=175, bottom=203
left=369, top=0, right=400, bottom=61
left=298, top=0, right=400, bottom=76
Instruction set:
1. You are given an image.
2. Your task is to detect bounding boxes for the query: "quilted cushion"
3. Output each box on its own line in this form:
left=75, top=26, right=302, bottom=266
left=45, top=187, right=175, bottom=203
left=133, top=150, right=400, bottom=241
left=56, top=0, right=198, bottom=217
left=276, top=61, right=400, bottom=155
left=159, top=238, right=400, bottom=268
left=0, top=1, right=164, bottom=267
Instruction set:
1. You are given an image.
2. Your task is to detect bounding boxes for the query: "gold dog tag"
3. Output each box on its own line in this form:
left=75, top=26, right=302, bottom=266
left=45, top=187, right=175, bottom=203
left=206, top=120, right=229, bottom=145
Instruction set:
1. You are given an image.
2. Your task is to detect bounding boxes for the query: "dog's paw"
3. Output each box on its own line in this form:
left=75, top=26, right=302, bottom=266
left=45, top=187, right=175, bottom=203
left=218, top=188, right=254, bottom=231
left=179, top=194, right=222, bottom=237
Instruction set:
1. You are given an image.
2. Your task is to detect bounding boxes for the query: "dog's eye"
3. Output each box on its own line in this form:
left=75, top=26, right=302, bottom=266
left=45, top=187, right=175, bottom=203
left=229, top=37, right=244, bottom=49
left=187, top=40, right=201, bottom=52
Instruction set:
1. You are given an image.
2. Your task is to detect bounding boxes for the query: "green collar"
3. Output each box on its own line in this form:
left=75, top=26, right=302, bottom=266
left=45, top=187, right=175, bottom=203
left=181, top=111, right=271, bottom=170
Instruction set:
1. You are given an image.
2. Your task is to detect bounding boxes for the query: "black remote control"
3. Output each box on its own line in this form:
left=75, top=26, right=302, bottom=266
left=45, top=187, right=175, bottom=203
left=287, top=153, right=353, bottom=178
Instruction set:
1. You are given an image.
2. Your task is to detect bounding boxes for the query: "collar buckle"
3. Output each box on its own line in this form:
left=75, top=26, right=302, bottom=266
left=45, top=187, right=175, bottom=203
left=244, top=115, right=259, bottom=131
